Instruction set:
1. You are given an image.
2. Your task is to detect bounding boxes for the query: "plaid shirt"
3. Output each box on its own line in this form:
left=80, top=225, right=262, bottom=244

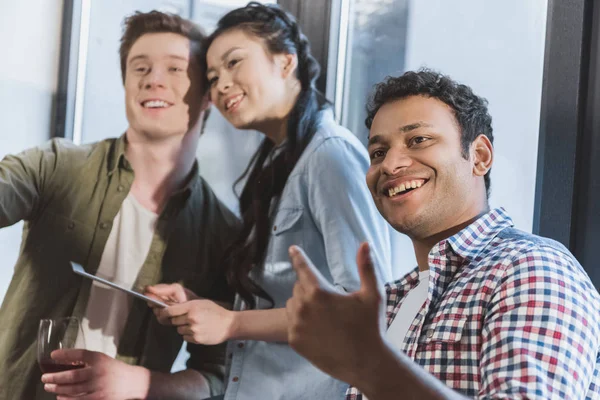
left=347, top=208, right=600, bottom=400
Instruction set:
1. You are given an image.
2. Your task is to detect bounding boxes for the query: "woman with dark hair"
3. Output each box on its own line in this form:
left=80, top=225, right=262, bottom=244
left=146, top=2, right=392, bottom=398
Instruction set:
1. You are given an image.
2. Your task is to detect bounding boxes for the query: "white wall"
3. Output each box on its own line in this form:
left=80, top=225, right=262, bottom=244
left=404, top=0, right=548, bottom=232
left=0, top=0, right=64, bottom=304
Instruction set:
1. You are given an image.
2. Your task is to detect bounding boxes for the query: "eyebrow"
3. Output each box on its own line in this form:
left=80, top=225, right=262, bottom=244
left=367, top=121, right=433, bottom=146
left=206, top=47, right=242, bottom=75
left=128, top=54, right=188, bottom=65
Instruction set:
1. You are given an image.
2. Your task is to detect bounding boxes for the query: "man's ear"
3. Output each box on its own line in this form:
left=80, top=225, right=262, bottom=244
left=278, top=53, right=298, bottom=79
left=471, top=134, right=493, bottom=177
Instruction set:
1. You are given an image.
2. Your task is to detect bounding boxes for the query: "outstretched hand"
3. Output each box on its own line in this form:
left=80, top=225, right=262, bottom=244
left=286, top=242, right=387, bottom=385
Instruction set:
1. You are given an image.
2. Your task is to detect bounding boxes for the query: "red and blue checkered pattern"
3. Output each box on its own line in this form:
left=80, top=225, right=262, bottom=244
left=347, top=208, right=600, bottom=399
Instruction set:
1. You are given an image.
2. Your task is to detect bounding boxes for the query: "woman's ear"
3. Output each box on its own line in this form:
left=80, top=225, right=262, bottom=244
left=279, top=53, right=298, bottom=79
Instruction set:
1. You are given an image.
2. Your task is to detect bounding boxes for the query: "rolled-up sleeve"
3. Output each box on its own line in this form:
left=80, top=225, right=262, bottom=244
left=0, top=139, right=62, bottom=227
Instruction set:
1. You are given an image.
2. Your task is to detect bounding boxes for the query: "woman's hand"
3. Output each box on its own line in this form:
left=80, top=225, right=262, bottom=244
left=156, top=299, right=237, bottom=345
left=144, top=283, right=200, bottom=325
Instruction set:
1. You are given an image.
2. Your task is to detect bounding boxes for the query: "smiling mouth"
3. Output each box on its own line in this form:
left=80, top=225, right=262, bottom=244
left=386, top=179, right=428, bottom=198
left=225, top=94, right=244, bottom=111
left=141, top=100, right=173, bottom=109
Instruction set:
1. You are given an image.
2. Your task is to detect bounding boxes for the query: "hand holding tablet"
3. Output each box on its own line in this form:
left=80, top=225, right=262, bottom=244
left=70, top=262, right=168, bottom=308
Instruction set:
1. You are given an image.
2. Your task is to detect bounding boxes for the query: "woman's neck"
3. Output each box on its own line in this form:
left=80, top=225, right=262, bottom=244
left=258, top=81, right=302, bottom=144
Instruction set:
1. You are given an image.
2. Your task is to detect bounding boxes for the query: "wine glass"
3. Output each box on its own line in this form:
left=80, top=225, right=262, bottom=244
left=37, top=317, right=86, bottom=373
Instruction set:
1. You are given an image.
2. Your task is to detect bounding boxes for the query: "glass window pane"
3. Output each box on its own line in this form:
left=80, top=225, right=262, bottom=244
left=80, top=0, right=192, bottom=146
left=339, top=0, right=548, bottom=276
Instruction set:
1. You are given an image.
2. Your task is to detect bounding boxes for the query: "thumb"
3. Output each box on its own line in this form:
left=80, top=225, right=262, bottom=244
left=145, top=283, right=188, bottom=303
left=289, top=245, right=326, bottom=287
left=356, top=242, right=380, bottom=296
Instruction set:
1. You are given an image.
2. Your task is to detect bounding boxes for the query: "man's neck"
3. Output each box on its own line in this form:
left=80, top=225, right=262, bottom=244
left=412, top=203, right=490, bottom=272
left=124, top=128, right=199, bottom=214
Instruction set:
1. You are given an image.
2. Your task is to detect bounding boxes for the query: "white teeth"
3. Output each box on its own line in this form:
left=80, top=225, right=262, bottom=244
left=387, top=180, right=425, bottom=197
left=143, top=100, right=169, bottom=108
left=226, top=94, right=243, bottom=110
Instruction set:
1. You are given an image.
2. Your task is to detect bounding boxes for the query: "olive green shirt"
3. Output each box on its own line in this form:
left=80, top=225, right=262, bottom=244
left=0, top=136, right=239, bottom=400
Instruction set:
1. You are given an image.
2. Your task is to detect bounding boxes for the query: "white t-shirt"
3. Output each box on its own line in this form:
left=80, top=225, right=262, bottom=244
left=386, top=270, right=430, bottom=351
left=363, top=270, right=429, bottom=400
left=75, top=194, right=158, bottom=357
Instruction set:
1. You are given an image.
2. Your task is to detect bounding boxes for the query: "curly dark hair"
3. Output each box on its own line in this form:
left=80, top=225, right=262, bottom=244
left=365, top=69, right=494, bottom=198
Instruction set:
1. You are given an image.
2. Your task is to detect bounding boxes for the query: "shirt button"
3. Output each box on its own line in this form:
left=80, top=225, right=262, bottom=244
left=67, top=222, right=75, bottom=230
left=117, top=185, right=124, bottom=192
left=237, top=342, right=244, bottom=349
left=273, top=225, right=277, bottom=232
left=426, top=329, right=434, bottom=338
left=232, top=377, right=239, bottom=382
left=99, top=222, right=109, bottom=229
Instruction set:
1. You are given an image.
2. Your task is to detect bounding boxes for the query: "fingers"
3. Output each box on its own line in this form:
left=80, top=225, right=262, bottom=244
left=289, top=246, right=326, bottom=289
left=285, top=296, right=299, bottom=343
left=44, top=379, right=94, bottom=396
left=51, top=349, right=95, bottom=365
left=356, top=242, right=380, bottom=295
left=42, top=366, right=93, bottom=385
left=157, top=302, right=189, bottom=319
left=182, top=334, right=199, bottom=344
left=152, top=306, right=173, bottom=326
left=57, top=394, right=98, bottom=400
left=292, top=279, right=305, bottom=299
left=170, top=315, right=189, bottom=326
left=144, top=283, right=188, bottom=303
left=177, top=325, right=194, bottom=336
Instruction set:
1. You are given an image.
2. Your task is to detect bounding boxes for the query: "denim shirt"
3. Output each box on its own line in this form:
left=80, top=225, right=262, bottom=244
left=224, top=111, right=393, bottom=400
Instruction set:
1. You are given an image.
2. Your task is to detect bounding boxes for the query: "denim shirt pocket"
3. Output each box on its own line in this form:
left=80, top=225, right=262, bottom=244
left=271, top=207, right=303, bottom=237
left=257, top=207, right=305, bottom=306
left=265, top=207, right=304, bottom=269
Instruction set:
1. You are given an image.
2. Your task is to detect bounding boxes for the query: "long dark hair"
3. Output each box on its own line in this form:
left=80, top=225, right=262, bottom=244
left=206, top=2, right=329, bottom=308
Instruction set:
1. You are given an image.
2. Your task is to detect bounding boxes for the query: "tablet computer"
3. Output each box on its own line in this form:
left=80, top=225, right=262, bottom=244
left=70, top=262, right=168, bottom=308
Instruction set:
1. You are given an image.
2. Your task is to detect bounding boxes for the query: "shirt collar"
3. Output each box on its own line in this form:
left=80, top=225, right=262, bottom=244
left=445, top=207, right=513, bottom=261
left=106, top=133, right=200, bottom=199
left=425, top=208, right=513, bottom=300
left=107, top=134, right=129, bottom=175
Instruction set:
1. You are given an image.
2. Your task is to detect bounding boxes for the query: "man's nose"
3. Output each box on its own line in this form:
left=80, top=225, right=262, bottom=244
left=381, top=148, right=412, bottom=175
left=142, top=67, right=166, bottom=89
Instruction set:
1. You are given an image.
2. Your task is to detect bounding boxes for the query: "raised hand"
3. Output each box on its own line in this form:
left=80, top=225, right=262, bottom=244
left=286, top=242, right=387, bottom=385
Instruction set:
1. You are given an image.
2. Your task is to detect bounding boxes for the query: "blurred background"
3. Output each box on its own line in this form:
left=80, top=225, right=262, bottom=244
left=1, top=0, right=599, bottom=371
